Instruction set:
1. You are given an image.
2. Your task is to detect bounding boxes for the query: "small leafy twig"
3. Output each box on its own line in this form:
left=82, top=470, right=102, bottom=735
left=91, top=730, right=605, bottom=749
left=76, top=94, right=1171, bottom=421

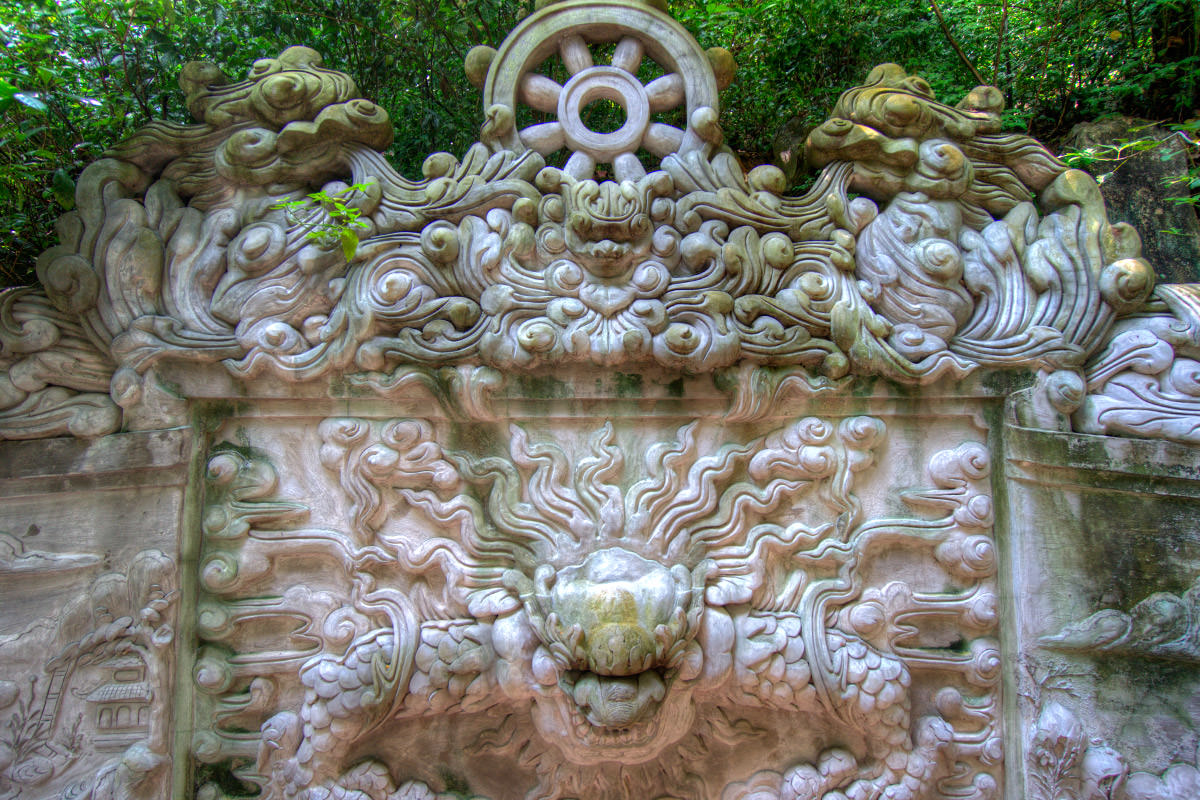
left=271, top=182, right=375, bottom=261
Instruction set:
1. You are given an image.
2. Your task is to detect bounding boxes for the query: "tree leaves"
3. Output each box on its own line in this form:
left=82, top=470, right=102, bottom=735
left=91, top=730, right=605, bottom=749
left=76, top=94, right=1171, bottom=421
left=12, top=92, right=47, bottom=112
left=271, top=182, right=374, bottom=262
left=0, top=79, right=16, bottom=114
left=51, top=168, right=75, bottom=210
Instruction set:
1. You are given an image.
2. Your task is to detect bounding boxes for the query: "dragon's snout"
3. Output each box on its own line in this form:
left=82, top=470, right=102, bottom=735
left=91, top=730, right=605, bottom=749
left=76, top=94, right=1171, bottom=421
left=570, top=670, right=666, bottom=728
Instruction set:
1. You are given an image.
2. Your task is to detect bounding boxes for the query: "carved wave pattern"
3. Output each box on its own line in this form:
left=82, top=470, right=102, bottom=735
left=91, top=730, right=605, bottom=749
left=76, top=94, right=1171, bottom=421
left=0, top=0, right=1181, bottom=442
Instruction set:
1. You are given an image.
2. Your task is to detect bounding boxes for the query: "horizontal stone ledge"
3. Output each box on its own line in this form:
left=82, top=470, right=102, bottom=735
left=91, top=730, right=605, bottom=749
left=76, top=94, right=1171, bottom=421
left=1004, top=422, right=1200, bottom=494
left=0, top=428, right=193, bottom=487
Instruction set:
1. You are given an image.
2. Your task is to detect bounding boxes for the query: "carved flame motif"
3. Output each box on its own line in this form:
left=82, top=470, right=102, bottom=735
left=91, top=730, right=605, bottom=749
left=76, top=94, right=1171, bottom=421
left=194, top=418, right=1002, bottom=799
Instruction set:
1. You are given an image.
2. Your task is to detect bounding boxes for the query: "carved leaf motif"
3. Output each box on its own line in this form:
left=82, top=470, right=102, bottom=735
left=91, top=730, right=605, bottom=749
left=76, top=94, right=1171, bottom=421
left=1030, top=701, right=1086, bottom=800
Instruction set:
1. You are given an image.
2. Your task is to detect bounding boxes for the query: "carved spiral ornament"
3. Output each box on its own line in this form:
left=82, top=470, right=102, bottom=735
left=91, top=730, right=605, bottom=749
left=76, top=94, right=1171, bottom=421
left=482, top=0, right=721, bottom=180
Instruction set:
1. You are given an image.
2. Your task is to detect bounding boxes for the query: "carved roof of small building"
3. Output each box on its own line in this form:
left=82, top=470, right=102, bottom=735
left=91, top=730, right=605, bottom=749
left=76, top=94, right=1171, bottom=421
left=86, top=682, right=151, bottom=703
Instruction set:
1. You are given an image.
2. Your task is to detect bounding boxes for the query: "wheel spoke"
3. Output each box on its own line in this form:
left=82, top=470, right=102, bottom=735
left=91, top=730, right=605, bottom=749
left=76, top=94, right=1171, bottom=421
left=645, top=73, right=684, bottom=113
left=613, top=152, right=646, bottom=182
left=564, top=151, right=596, bottom=180
left=519, top=122, right=566, bottom=155
left=559, top=35, right=593, bottom=75
left=643, top=123, right=685, bottom=158
left=611, top=36, right=643, bottom=74
left=519, top=74, right=563, bottom=113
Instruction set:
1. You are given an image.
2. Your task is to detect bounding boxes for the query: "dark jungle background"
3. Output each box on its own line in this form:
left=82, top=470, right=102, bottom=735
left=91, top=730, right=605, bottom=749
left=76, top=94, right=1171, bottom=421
left=1, top=0, right=1197, bottom=285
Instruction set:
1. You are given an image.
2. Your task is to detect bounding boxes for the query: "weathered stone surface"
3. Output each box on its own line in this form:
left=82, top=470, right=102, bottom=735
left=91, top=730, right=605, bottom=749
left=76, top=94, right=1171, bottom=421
left=0, top=1, right=1197, bottom=798
left=1064, top=116, right=1200, bottom=284
left=1004, top=421, right=1200, bottom=798
left=0, top=429, right=189, bottom=800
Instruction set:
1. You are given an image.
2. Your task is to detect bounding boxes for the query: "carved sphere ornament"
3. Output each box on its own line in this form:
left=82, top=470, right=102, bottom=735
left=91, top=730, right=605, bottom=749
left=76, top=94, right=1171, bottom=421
left=0, top=1, right=1198, bottom=800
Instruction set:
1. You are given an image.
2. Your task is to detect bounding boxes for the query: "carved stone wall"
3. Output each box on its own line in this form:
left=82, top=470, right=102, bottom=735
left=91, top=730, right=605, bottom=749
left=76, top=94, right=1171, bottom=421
left=0, top=1, right=1198, bottom=798
left=184, top=392, right=1003, bottom=800
left=1003, top=414, right=1200, bottom=800
left=0, top=431, right=188, bottom=800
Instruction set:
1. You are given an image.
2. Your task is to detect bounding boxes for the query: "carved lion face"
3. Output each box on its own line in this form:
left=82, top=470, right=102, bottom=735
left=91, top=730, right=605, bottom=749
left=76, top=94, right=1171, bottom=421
left=535, top=171, right=676, bottom=281
left=519, top=548, right=705, bottom=764
left=560, top=180, right=654, bottom=278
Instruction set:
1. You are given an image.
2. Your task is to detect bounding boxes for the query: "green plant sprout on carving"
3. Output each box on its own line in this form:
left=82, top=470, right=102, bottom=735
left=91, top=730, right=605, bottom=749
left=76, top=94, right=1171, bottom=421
left=270, top=182, right=374, bottom=261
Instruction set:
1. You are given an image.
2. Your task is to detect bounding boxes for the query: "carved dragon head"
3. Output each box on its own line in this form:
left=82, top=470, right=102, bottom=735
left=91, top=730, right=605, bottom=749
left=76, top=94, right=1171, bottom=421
left=535, top=169, right=677, bottom=279
left=508, top=548, right=707, bottom=764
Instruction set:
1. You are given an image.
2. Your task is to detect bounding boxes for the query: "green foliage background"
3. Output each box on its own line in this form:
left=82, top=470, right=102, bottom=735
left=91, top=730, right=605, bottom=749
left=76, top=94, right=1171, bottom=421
left=2, top=0, right=1198, bottom=285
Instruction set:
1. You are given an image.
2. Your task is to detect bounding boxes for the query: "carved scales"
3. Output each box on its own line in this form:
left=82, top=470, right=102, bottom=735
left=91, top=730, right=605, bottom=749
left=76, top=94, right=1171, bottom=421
left=1, top=0, right=1199, bottom=799
left=195, top=419, right=1001, bottom=799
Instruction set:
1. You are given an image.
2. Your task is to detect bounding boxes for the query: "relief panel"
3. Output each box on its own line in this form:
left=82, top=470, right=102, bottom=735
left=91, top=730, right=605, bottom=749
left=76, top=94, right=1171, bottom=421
left=0, top=0, right=1198, bottom=797
left=191, top=411, right=1001, bottom=800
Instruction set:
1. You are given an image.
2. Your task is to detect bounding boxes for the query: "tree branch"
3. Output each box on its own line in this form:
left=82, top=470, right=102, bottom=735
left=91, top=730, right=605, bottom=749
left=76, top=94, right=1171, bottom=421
left=929, top=0, right=988, bottom=85
left=994, top=0, right=1009, bottom=86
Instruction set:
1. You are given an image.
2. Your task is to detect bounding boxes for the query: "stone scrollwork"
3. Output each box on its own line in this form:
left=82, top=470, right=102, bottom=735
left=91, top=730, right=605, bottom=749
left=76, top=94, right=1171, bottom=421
left=0, top=0, right=1190, bottom=442
left=1073, top=284, right=1200, bottom=444
left=193, top=419, right=1000, bottom=799
left=0, top=287, right=119, bottom=440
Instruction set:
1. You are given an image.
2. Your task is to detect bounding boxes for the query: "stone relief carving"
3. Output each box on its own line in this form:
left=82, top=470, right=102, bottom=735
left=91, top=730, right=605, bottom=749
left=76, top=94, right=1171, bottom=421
left=1073, top=284, right=1200, bottom=444
left=1026, top=699, right=1200, bottom=800
left=0, top=548, right=178, bottom=800
left=3, top=0, right=1195, bottom=444
left=1125, top=748, right=1200, bottom=800
left=1027, top=701, right=1127, bottom=800
left=0, top=286, right=120, bottom=440
left=1040, top=574, right=1200, bottom=663
left=0, top=0, right=1196, bottom=797
left=193, top=419, right=1000, bottom=799
left=0, top=531, right=100, bottom=576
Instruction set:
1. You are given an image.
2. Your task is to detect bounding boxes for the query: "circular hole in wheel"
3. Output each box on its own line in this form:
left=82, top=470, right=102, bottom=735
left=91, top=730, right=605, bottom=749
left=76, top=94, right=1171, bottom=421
left=581, top=98, right=627, bottom=134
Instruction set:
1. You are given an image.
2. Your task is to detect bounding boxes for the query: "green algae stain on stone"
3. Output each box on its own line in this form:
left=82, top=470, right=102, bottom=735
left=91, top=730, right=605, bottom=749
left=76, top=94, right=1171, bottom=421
left=614, top=372, right=644, bottom=398
left=516, top=374, right=571, bottom=399
left=981, top=368, right=1036, bottom=397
